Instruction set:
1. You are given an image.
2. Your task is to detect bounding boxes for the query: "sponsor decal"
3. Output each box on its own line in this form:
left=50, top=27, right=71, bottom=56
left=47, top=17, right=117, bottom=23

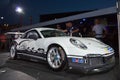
left=72, top=58, right=84, bottom=63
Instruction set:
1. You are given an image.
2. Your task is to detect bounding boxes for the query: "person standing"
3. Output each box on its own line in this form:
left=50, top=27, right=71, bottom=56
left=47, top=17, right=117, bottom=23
left=92, top=18, right=107, bottom=41
left=0, top=34, right=7, bottom=51
left=63, top=22, right=79, bottom=37
left=56, top=24, right=62, bottom=30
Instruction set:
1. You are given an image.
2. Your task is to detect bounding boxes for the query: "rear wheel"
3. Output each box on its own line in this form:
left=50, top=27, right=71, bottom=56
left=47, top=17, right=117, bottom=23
left=10, top=44, right=17, bottom=59
left=47, top=46, right=68, bottom=71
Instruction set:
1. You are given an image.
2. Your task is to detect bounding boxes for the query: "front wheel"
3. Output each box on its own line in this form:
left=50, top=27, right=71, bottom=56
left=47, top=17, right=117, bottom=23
left=10, top=44, right=17, bottom=60
left=47, top=46, right=68, bottom=71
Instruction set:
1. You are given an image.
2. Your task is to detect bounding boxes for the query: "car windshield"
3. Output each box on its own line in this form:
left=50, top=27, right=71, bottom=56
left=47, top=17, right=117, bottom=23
left=41, top=30, right=67, bottom=38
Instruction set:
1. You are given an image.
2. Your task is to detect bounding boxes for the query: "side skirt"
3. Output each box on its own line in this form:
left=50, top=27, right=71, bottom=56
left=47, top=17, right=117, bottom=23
left=17, top=52, right=46, bottom=62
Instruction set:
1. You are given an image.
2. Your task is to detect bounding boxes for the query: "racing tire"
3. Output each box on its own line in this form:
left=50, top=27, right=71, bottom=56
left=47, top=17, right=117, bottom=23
left=10, top=43, right=17, bottom=60
left=47, top=46, right=68, bottom=71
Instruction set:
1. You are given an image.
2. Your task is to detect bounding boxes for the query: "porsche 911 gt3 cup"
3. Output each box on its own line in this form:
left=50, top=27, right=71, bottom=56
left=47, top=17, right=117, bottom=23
left=10, top=28, right=115, bottom=73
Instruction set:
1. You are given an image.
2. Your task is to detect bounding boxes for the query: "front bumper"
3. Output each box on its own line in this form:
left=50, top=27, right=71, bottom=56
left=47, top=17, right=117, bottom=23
left=67, top=54, right=115, bottom=73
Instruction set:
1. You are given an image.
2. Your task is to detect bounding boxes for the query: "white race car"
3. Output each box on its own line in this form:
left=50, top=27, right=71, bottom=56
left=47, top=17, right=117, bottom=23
left=10, top=28, right=115, bottom=73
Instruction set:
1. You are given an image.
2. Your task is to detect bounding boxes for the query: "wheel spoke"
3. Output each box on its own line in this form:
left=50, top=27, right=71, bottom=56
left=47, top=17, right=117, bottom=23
left=50, top=54, right=54, bottom=61
left=52, top=49, right=56, bottom=55
left=56, top=48, right=59, bottom=54
left=57, top=59, right=61, bottom=65
left=54, top=60, right=58, bottom=67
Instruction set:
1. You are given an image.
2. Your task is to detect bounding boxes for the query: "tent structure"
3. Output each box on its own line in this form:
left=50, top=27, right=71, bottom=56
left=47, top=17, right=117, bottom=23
left=11, top=5, right=120, bottom=59
left=11, top=6, right=117, bottom=31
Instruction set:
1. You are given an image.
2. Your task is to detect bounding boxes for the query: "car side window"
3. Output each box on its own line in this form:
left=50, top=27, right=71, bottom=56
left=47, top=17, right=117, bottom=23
left=27, top=31, right=38, bottom=39
left=22, top=30, right=41, bottom=39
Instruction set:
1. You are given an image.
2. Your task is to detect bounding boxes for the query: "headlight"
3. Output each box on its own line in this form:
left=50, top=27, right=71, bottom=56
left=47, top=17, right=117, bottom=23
left=107, top=46, right=114, bottom=53
left=70, top=38, right=87, bottom=49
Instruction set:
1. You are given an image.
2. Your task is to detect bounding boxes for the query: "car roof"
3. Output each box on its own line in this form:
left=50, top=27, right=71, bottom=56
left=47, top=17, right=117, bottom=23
left=5, top=32, right=24, bottom=35
left=32, top=28, right=57, bottom=31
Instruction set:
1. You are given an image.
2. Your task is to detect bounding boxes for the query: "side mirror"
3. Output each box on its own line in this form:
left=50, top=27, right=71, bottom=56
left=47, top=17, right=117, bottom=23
left=29, top=35, right=38, bottom=40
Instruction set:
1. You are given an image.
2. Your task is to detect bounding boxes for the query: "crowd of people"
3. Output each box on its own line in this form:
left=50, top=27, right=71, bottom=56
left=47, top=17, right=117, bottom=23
left=56, top=18, right=108, bottom=42
left=56, top=18, right=118, bottom=56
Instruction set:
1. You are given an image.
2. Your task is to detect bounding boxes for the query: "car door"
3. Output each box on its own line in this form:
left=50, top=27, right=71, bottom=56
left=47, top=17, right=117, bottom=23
left=26, top=31, right=46, bottom=59
left=20, top=30, right=46, bottom=60
left=17, top=30, right=39, bottom=53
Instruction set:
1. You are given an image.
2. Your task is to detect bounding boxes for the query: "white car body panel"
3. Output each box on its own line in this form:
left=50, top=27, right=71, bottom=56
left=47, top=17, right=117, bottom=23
left=15, top=28, right=114, bottom=57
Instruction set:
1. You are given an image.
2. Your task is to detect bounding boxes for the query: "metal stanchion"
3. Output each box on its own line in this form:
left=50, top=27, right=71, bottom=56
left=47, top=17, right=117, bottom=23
left=117, top=2, right=120, bottom=80
left=116, top=0, right=120, bottom=61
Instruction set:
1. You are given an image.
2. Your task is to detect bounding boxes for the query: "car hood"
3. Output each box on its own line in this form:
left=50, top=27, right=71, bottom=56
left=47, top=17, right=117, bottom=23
left=74, top=37, right=108, bottom=48
left=47, top=36, right=108, bottom=48
left=45, top=37, right=114, bottom=56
